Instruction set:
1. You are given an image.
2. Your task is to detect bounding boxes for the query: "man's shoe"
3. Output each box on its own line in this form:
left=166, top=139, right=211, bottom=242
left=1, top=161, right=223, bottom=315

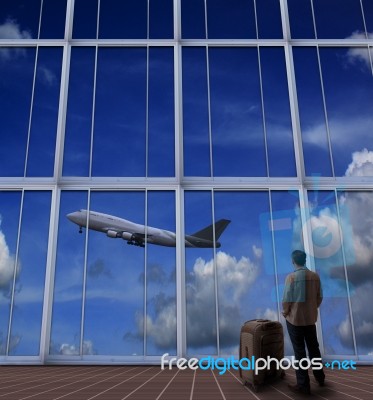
left=288, top=384, right=311, bottom=395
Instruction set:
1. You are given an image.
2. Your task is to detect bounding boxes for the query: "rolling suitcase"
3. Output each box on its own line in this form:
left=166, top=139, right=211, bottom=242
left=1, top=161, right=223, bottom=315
left=239, top=319, right=285, bottom=391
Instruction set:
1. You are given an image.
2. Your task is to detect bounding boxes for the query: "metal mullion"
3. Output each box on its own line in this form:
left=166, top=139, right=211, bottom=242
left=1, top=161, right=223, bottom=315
left=96, top=0, right=101, bottom=39
left=176, top=186, right=185, bottom=358
left=360, top=0, right=369, bottom=40
left=315, top=45, right=336, bottom=178
left=66, top=0, right=75, bottom=40
left=146, top=46, right=150, bottom=178
left=175, top=43, right=183, bottom=183
left=38, top=0, right=44, bottom=39
left=253, top=0, right=259, bottom=40
left=299, top=186, right=325, bottom=357
left=257, top=46, right=270, bottom=178
left=335, top=190, right=358, bottom=357
left=89, top=46, right=99, bottom=178
left=6, top=190, right=24, bottom=356
left=39, top=186, right=59, bottom=362
left=54, top=44, right=71, bottom=181
left=204, top=0, right=208, bottom=39
left=79, top=190, right=91, bottom=357
left=23, top=47, right=39, bottom=178
left=268, top=190, right=281, bottom=321
left=205, top=46, right=213, bottom=178
left=147, top=0, right=150, bottom=40
left=144, top=190, right=148, bottom=357
left=310, top=0, right=318, bottom=39
left=211, top=189, right=220, bottom=355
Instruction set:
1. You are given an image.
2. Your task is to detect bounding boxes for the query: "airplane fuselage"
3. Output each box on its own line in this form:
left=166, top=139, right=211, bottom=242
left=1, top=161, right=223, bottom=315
left=67, top=210, right=221, bottom=248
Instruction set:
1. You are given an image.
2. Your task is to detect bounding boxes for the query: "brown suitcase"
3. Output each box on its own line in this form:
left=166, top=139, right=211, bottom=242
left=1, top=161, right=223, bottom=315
left=239, top=319, right=285, bottom=391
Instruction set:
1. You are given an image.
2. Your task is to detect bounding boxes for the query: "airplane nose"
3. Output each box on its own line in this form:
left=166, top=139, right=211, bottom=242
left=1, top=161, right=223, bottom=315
left=67, top=212, right=79, bottom=223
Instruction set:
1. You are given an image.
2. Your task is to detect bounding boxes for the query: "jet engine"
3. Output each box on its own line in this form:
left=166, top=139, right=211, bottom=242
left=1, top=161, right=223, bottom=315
left=121, top=232, right=133, bottom=241
left=106, top=230, right=120, bottom=238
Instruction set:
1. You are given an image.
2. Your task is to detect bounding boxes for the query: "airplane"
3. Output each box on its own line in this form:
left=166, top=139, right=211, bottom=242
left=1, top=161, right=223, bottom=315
left=67, top=209, right=230, bottom=248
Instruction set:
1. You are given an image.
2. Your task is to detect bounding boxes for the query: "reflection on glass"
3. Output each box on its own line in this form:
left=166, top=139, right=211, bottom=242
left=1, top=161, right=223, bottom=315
left=185, top=191, right=216, bottom=355
left=27, top=47, right=63, bottom=177
left=206, top=0, right=256, bottom=39
left=319, top=47, right=373, bottom=177
left=268, top=190, right=301, bottom=356
left=10, top=191, right=51, bottom=356
left=213, top=191, right=276, bottom=355
left=72, top=0, right=98, bottom=39
left=146, top=191, right=176, bottom=355
left=307, top=190, right=354, bottom=355
left=148, top=48, right=175, bottom=177
left=287, top=0, right=315, bottom=39
left=84, top=192, right=145, bottom=355
left=99, top=0, right=147, bottom=39
left=209, top=48, right=266, bottom=177
left=92, top=48, right=146, bottom=177
left=149, top=0, right=173, bottom=39
left=0, top=192, right=22, bottom=355
left=181, top=0, right=206, bottom=39
left=49, top=191, right=88, bottom=356
left=293, top=47, right=332, bottom=176
left=182, top=47, right=210, bottom=177
left=63, top=47, right=96, bottom=177
left=260, top=48, right=295, bottom=177
left=0, top=47, right=35, bottom=177
left=39, top=0, right=67, bottom=39
left=313, top=0, right=365, bottom=39
left=337, top=191, right=373, bottom=356
left=256, top=0, right=283, bottom=39
left=0, top=0, right=41, bottom=39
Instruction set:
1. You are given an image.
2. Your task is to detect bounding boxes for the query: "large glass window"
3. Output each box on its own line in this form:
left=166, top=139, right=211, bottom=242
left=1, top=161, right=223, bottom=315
left=294, top=46, right=373, bottom=177
left=0, top=191, right=51, bottom=357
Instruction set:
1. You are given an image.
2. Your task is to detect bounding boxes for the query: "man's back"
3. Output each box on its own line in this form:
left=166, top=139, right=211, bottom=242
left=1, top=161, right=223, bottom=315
left=282, top=267, right=322, bottom=326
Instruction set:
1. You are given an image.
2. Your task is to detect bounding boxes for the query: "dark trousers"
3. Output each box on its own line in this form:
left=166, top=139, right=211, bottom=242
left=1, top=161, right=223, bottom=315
left=286, top=320, right=325, bottom=389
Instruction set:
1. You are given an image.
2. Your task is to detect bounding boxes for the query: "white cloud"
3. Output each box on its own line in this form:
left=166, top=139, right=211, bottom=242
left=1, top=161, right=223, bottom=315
left=0, top=19, right=31, bottom=62
left=59, top=340, right=96, bottom=355
left=345, top=148, right=373, bottom=177
left=39, top=66, right=57, bottom=87
left=345, top=31, right=373, bottom=70
left=252, top=245, right=262, bottom=259
left=0, top=220, right=20, bottom=292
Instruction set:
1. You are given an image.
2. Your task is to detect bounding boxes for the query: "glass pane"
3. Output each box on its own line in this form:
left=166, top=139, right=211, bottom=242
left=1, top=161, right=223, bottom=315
left=213, top=191, right=277, bottom=355
left=206, top=0, right=256, bottom=39
left=84, top=192, right=145, bottom=355
left=313, top=0, right=365, bottom=39
left=99, top=0, right=147, bottom=39
left=287, top=0, right=315, bottom=39
left=92, top=48, right=146, bottom=177
left=49, top=191, right=88, bottom=356
left=363, top=0, right=373, bottom=38
left=185, top=191, right=216, bottom=355
left=307, top=190, right=355, bottom=355
left=181, top=0, right=206, bottom=39
left=27, top=47, right=63, bottom=177
left=145, top=191, right=176, bottom=355
left=293, top=47, right=332, bottom=177
left=63, top=47, right=96, bottom=177
left=148, top=48, right=175, bottom=177
left=267, top=190, right=301, bottom=356
left=182, top=47, right=210, bottom=177
left=39, top=0, right=67, bottom=39
left=336, top=191, right=373, bottom=356
left=320, top=47, right=373, bottom=177
left=0, top=192, right=22, bottom=355
left=0, top=48, right=35, bottom=177
left=72, top=0, right=98, bottom=39
left=260, top=47, right=295, bottom=177
left=10, top=191, right=51, bottom=356
left=209, top=48, right=266, bottom=177
left=149, top=0, right=173, bottom=39
left=0, top=0, right=41, bottom=39
left=256, top=0, right=283, bottom=39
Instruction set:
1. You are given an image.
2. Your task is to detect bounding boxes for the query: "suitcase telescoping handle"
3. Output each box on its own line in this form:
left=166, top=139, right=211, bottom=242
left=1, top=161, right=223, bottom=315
left=243, top=319, right=278, bottom=330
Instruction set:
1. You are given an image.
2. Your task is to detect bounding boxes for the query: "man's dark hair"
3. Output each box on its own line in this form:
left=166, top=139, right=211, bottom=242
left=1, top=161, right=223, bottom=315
left=292, top=250, right=306, bottom=266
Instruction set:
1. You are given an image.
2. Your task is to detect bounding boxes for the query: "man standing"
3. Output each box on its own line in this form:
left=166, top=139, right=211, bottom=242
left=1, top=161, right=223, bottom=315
left=282, top=250, right=325, bottom=395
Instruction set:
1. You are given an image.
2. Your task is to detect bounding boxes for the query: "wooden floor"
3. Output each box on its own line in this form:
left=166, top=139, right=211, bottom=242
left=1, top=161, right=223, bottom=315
left=0, top=365, right=371, bottom=400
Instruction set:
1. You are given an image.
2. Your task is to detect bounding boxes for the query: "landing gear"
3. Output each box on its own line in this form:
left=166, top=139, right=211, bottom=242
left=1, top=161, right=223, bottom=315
left=127, top=234, right=145, bottom=247
left=79, top=226, right=83, bottom=234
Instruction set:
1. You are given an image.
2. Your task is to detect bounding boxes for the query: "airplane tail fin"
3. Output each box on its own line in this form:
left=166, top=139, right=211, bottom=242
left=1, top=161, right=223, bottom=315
left=191, top=219, right=231, bottom=241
